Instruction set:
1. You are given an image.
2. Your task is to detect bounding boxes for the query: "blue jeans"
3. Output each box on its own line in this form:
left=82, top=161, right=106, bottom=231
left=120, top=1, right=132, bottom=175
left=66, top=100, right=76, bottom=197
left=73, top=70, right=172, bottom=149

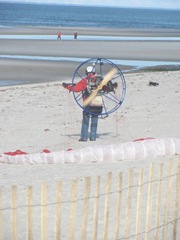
left=81, top=111, right=99, bottom=141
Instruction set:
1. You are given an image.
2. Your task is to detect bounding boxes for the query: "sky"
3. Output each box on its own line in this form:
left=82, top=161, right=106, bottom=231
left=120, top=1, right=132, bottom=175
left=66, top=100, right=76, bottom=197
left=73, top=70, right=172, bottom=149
left=2, top=0, right=180, bottom=10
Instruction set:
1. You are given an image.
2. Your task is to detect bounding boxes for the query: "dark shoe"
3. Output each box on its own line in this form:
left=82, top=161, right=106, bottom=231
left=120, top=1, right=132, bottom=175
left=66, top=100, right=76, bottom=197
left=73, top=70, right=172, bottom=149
left=90, top=139, right=96, bottom=141
left=79, top=138, right=87, bottom=142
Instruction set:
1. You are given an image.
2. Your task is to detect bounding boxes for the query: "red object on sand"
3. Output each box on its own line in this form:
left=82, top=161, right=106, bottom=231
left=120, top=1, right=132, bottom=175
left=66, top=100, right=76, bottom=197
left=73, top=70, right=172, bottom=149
left=67, top=148, right=73, bottom=151
left=133, top=137, right=154, bottom=142
left=4, top=150, right=27, bottom=156
left=42, top=149, right=51, bottom=153
left=3, top=148, right=73, bottom=156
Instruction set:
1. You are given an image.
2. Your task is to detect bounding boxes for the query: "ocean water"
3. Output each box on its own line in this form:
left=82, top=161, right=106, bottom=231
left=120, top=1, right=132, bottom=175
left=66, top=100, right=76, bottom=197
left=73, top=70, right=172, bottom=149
left=0, top=2, right=180, bottom=29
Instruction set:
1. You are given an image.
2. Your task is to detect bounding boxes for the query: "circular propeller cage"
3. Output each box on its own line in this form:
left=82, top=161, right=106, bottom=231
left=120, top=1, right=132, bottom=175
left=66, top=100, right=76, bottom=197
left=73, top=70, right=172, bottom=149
left=72, top=58, right=126, bottom=117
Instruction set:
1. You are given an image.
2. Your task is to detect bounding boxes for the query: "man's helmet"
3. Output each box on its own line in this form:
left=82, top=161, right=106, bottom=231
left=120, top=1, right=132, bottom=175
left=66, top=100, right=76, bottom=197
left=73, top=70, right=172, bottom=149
left=86, top=66, right=95, bottom=75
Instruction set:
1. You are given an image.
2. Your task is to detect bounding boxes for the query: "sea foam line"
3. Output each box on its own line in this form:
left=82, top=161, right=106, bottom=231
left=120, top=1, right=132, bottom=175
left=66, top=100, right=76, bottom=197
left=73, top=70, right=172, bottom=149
left=0, top=55, right=180, bottom=69
left=0, top=35, right=180, bottom=41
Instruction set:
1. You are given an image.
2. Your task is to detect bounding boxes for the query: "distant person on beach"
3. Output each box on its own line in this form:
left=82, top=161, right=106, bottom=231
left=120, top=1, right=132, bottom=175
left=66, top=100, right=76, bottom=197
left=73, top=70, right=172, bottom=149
left=74, top=31, right=78, bottom=40
left=62, top=66, right=103, bottom=142
left=57, top=31, right=61, bottom=40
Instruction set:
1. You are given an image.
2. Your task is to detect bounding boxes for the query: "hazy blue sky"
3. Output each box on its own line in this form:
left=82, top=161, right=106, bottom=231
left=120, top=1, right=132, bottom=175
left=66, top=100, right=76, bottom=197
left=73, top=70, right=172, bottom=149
left=3, top=0, right=180, bottom=9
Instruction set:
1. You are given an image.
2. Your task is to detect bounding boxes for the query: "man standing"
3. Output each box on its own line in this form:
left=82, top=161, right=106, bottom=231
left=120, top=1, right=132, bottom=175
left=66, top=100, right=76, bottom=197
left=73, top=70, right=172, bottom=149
left=62, top=66, right=103, bottom=141
left=74, top=31, right=78, bottom=40
left=57, top=30, right=61, bottom=40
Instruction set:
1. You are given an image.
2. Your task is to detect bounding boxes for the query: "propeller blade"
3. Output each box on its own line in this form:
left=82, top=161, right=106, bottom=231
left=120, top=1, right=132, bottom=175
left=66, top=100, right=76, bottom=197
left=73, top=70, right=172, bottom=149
left=83, top=68, right=117, bottom=107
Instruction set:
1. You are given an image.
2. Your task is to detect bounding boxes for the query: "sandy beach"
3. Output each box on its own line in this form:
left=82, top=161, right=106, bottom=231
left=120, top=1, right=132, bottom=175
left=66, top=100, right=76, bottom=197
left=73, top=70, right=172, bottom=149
left=0, top=69, right=180, bottom=154
left=0, top=27, right=180, bottom=239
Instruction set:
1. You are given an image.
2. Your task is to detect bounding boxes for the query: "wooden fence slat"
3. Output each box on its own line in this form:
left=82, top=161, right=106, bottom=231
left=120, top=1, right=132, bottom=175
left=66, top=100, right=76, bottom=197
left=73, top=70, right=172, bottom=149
left=0, top=188, right=3, bottom=240
left=173, top=159, right=180, bottom=240
left=114, top=172, right=123, bottom=240
left=163, top=160, right=174, bottom=240
left=81, top=177, right=91, bottom=240
left=41, top=182, right=48, bottom=240
left=145, top=163, right=154, bottom=240
left=55, top=181, right=63, bottom=240
left=124, top=168, right=133, bottom=239
left=154, top=163, right=164, bottom=240
left=102, top=172, right=112, bottom=240
left=26, top=186, right=33, bottom=240
left=135, top=169, right=144, bottom=240
left=69, top=179, right=78, bottom=240
left=92, top=176, right=101, bottom=240
left=11, top=185, right=18, bottom=240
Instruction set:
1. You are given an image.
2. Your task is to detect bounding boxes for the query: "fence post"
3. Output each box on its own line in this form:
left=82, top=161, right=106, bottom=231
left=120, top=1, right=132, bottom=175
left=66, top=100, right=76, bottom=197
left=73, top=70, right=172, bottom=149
left=55, top=181, right=63, bottom=240
left=92, top=176, right=101, bottom=240
left=81, top=177, right=91, bottom=240
left=154, top=163, right=164, bottom=240
left=124, top=168, right=133, bottom=239
left=162, top=160, right=174, bottom=240
left=26, top=186, right=33, bottom=240
left=114, top=172, right=123, bottom=240
left=69, top=179, right=78, bottom=240
left=145, top=163, right=154, bottom=240
left=0, top=188, right=3, bottom=240
left=102, top=172, right=112, bottom=240
left=41, top=182, right=48, bottom=240
left=11, top=185, right=18, bottom=240
left=135, top=168, right=144, bottom=240
left=173, top=159, right=180, bottom=240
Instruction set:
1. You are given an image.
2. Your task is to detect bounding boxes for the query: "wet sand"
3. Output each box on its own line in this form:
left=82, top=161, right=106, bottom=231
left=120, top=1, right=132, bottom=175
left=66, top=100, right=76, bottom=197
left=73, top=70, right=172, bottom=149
left=0, top=26, right=180, bottom=86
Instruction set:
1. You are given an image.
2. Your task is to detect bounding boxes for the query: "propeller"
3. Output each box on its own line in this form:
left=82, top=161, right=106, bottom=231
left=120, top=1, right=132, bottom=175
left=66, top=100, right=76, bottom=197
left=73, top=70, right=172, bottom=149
left=83, top=68, right=117, bottom=107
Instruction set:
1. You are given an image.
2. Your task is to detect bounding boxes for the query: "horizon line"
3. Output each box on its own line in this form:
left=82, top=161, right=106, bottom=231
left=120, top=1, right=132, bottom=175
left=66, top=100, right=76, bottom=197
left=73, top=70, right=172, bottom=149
left=1, top=1, right=180, bottom=11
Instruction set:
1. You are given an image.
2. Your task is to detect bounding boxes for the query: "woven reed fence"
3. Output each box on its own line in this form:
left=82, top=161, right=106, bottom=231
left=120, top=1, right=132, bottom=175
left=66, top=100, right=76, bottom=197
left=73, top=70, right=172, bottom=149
left=0, top=159, right=180, bottom=240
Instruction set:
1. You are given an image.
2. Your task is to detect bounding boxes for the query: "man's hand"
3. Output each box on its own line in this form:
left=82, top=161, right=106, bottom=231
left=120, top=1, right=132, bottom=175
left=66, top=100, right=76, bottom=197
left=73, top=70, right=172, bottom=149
left=62, top=83, right=68, bottom=88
